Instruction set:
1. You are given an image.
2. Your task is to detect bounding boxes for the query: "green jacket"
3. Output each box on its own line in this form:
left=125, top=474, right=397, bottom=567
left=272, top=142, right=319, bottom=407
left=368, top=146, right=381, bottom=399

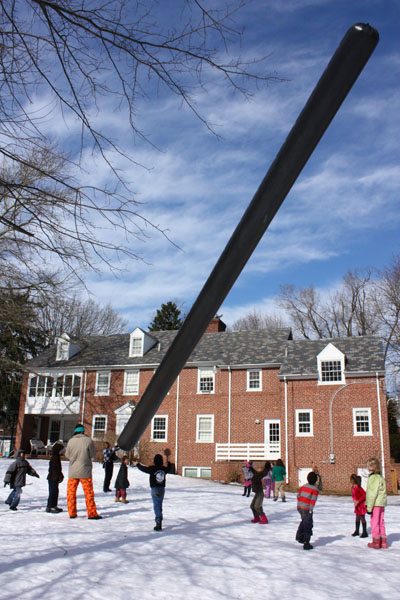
left=366, top=473, right=387, bottom=512
left=271, top=464, right=286, bottom=483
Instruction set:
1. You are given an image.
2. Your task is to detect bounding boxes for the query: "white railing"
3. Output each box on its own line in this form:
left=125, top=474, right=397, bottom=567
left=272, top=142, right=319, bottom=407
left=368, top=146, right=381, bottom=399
left=215, top=443, right=281, bottom=461
left=25, top=396, right=81, bottom=415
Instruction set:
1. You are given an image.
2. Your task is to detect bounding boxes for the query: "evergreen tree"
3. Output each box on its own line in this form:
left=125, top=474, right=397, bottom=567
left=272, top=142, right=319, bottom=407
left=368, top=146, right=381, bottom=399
left=149, top=302, right=183, bottom=331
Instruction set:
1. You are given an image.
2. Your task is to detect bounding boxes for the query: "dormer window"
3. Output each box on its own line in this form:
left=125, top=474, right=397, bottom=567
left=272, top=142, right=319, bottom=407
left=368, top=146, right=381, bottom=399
left=317, top=343, right=345, bottom=385
left=56, top=333, right=80, bottom=361
left=56, top=336, right=70, bottom=361
left=129, top=327, right=157, bottom=358
left=130, top=337, right=143, bottom=357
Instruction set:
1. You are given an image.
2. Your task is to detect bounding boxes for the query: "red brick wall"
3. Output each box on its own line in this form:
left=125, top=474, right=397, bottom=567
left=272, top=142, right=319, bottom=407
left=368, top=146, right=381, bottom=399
left=16, top=365, right=392, bottom=493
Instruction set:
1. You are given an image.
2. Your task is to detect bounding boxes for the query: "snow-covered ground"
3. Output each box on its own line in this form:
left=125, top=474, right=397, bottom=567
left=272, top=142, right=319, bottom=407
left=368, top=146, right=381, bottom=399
left=1, top=458, right=399, bottom=600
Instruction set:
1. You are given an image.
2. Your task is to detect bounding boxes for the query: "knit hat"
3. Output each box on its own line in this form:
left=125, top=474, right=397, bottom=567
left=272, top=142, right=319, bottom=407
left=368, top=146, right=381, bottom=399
left=307, top=471, right=318, bottom=485
left=74, top=424, right=85, bottom=434
left=154, top=454, right=163, bottom=468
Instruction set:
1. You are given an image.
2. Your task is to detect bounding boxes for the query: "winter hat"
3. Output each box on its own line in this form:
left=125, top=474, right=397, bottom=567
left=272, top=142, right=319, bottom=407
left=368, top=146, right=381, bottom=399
left=74, top=424, right=85, bottom=434
left=307, top=471, right=318, bottom=485
left=154, top=454, right=163, bottom=468
left=16, top=449, right=25, bottom=457
left=52, top=442, right=64, bottom=455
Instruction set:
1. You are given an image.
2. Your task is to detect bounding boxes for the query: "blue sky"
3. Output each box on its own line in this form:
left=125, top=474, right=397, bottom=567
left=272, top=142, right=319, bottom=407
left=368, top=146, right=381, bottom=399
left=77, top=0, right=399, bottom=330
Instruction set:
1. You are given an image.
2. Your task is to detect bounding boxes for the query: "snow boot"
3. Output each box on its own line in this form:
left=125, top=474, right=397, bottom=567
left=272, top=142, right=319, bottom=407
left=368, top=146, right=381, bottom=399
left=154, top=518, right=162, bottom=531
left=303, top=541, right=313, bottom=550
left=380, top=536, right=387, bottom=549
left=251, top=516, right=260, bottom=523
left=273, top=497, right=278, bottom=502
left=281, top=497, right=286, bottom=502
left=115, top=497, right=120, bottom=502
left=360, top=523, right=368, bottom=538
left=120, top=499, right=129, bottom=504
left=367, top=537, right=381, bottom=549
left=351, top=524, right=360, bottom=536
left=259, top=513, right=268, bottom=524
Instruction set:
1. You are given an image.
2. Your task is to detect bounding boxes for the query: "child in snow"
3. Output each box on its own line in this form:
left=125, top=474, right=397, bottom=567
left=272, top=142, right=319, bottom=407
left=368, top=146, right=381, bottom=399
left=296, top=471, right=319, bottom=550
left=249, top=461, right=269, bottom=524
left=115, top=455, right=130, bottom=503
left=134, top=454, right=172, bottom=531
left=350, top=474, right=367, bottom=538
left=103, top=441, right=119, bottom=492
left=263, top=462, right=273, bottom=499
left=272, top=458, right=286, bottom=502
left=4, top=449, right=40, bottom=511
left=46, top=442, right=64, bottom=513
left=366, top=457, right=387, bottom=549
left=242, top=460, right=253, bottom=497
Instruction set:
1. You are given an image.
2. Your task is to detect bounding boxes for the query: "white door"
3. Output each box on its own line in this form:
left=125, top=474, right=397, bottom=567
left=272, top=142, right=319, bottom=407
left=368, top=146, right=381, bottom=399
left=357, top=467, right=369, bottom=491
left=264, top=420, right=280, bottom=458
left=298, top=468, right=311, bottom=487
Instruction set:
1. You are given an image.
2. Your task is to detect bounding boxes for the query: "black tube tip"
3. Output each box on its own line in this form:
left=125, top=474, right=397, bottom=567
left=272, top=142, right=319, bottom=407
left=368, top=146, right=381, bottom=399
left=353, top=23, right=379, bottom=42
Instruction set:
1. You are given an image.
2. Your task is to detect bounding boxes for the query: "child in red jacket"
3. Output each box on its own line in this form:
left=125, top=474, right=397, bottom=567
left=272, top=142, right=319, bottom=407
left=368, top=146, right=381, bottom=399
left=350, top=474, right=368, bottom=538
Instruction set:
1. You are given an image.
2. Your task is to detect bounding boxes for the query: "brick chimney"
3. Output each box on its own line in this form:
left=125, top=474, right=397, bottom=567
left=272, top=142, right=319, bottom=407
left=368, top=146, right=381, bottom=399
left=206, top=317, right=227, bottom=333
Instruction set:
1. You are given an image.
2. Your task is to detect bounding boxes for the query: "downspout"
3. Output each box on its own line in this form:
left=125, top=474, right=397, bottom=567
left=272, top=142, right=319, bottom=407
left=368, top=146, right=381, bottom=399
left=81, top=370, right=87, bottom=424
left=175, top=375, right=180, bottom=472
left=228, top=367, right=232, bottom=461
left=376, top=373, right=385, bottom=477
left=284, top=376, right=288, bottom=483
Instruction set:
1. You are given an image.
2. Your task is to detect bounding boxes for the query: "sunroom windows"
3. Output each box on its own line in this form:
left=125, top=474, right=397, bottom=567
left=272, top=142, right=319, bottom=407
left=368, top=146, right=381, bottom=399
left=28, top=374, right=81, bottom=398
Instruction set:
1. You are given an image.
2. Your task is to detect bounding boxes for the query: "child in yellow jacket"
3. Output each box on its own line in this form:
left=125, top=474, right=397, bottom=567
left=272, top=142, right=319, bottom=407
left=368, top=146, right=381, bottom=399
left=366, top=457, right=387, bottom=549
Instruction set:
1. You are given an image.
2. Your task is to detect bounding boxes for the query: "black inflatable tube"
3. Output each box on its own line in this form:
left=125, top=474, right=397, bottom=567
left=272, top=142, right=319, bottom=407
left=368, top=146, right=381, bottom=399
left=118, top=23, right=379, bottom=450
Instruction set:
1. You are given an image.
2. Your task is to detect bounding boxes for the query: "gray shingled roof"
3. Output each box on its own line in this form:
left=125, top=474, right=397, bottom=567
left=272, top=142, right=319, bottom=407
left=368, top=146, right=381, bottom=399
left=26, top=329, right=384, bottom=376
left=279, top=336, right=385, bottom=378
left=27, top=328, right=292, bottom=370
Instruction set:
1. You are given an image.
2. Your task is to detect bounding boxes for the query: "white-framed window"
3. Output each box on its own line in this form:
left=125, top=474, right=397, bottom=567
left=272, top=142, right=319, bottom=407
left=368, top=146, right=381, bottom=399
left=28, top=375, right=54, bottom=398
left=92, top=415, right=107, bottom=439
left=317, top=343, right=345, bottom=385
left=56, top=338, right=69, bottom=361
left=353, top=408, right=372, bottom=436
left=55, top=374, right=81, bottom=397
left=196, top=414, right=214, bottom=442
left=95, top=371, right=110, bottom=395
left=183, top=466, right=211, bottom=479
left=198, top=368, right=215, bottom=394
left=321, top=360, right=342, bottom=382
left=247, top=369, right=262, bottom=391
left=295, top=409, right=313, bottom=437
left=151, top=415, right=168, bottom=441
left=130, top=336, right=143, bottom=357
left=124, top=370, right=139, bottom=395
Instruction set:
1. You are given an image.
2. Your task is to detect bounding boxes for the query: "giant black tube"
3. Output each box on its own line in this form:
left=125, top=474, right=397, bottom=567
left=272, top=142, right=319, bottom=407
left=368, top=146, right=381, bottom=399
left=118, top=23, right=379, bottom=450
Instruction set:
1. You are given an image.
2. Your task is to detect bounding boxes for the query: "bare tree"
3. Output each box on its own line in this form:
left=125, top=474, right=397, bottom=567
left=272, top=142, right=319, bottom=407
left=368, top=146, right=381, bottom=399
left=231, top=309, right=287, bottom=331
left=37, top=294, right=128, bottom=344
left=0, top=0, right=278, bottom=282
left=279, top=269, right=378, bottom=340
left=374, top=256, right=400, bottom=370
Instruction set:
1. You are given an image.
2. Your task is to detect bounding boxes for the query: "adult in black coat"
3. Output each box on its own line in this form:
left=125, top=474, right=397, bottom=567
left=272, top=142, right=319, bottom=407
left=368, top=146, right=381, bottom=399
left=4, top=449, right=40, bottom=511
left=46, top=442, right=64, bottom=513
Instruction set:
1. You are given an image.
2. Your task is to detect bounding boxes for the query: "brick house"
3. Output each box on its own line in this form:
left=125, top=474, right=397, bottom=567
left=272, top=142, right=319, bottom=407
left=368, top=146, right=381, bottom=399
left=15, top=318, right=393, bottom=493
